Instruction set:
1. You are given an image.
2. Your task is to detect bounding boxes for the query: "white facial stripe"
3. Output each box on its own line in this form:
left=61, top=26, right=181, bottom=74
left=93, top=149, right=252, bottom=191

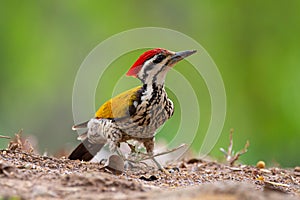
left=141, top=86, right=153, bottom=101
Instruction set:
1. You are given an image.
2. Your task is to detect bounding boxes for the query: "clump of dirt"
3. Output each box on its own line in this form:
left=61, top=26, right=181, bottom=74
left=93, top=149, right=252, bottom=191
left=0, top=149, right=299, bottom=200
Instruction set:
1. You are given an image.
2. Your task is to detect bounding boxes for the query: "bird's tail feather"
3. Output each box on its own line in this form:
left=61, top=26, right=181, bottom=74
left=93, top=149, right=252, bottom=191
left=68, top=139, right=104, bottom=161
left=72, top=120, right=89, bottom=130
left=77, top=131, right=88, bottom=141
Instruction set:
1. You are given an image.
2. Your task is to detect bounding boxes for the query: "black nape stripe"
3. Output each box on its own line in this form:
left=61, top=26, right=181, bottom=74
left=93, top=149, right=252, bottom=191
left=152, top=64, right=167, bottom=83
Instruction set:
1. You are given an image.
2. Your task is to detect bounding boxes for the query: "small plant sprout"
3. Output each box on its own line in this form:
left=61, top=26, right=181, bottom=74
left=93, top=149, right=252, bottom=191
left=220, top=129, right=250, bottom=166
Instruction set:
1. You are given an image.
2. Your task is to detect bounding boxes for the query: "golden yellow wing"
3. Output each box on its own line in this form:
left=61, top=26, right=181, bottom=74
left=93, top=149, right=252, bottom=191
left=95, top=86, right=142, bottom=119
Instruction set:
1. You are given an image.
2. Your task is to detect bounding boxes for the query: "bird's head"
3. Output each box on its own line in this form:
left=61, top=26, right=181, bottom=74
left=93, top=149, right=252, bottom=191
left=126, top=48, right=196, bottom=85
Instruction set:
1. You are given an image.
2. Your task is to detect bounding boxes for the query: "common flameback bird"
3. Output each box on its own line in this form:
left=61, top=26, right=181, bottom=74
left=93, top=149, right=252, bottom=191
left=69, top=48, right=196, bottom=171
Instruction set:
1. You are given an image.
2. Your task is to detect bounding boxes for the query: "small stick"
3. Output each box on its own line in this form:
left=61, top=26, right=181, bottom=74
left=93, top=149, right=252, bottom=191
left=124, top=143, right=186, bottom=164
left=140, top=143, right=187, bottom=161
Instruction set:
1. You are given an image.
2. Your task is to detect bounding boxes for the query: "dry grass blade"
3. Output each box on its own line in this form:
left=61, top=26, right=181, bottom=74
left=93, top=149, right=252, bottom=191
left=264, top=180, right=291, bottom=193
left=264, top=181, right=290, bottom=187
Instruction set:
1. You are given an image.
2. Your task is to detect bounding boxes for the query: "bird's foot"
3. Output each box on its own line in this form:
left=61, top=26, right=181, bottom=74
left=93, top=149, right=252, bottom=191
left=99, top=158, right=107, bottom=165
left=140, top=144, right=186, bottom=175
left=124, top=153, right=170, bottom=174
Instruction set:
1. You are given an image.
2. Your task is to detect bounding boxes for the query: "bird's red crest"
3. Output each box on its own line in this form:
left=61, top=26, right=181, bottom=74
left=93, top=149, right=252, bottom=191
left=126, top=48, right=166, bottom=77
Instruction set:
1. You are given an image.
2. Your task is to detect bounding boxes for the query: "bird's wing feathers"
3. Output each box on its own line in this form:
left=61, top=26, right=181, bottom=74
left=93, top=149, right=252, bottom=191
left=95, top=86, right=142, bottom=119
left=72, top=86, right=142, bottom=129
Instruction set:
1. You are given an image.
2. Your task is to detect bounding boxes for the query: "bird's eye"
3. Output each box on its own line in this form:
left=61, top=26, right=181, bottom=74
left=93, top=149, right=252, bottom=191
left=153, top=54, right=166, bottom=63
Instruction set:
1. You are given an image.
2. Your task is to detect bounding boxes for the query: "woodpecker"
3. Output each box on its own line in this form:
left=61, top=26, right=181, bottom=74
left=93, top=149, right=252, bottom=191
left=69, top=48, right=196, bottom=170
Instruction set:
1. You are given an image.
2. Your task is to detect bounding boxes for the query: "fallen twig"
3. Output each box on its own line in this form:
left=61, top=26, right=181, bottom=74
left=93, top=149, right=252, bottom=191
left=139, top=144, right=186, bottom=161
left=141, top=144, right=186, bottom=161
left=124, top=143, right=186, bottom=165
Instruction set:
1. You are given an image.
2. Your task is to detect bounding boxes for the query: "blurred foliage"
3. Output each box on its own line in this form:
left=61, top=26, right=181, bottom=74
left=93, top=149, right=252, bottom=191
left=0, top=0, right=299, bottom=167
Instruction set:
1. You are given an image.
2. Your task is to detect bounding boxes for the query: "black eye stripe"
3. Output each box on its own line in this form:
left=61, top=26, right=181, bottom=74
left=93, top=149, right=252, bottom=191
left=153, top=54, right=166, bottom=64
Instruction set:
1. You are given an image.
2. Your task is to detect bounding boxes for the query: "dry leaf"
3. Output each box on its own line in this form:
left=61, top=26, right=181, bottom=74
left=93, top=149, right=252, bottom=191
left=105, top=155, right=124, bottom=175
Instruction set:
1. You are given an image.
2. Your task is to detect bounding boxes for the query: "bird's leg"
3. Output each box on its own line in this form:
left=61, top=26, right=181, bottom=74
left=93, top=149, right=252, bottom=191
left=144, top=138, right=170, bottom=175
left=127, top=142, right=137, bottom=154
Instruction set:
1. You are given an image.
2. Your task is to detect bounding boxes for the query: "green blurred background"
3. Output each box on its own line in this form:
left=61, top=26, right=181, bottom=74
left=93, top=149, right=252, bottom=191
left=1, top=1, right=299, bottom=167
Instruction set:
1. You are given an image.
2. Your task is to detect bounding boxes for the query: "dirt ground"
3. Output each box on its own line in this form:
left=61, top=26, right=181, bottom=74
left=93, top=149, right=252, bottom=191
left=0, top=149, right=299, bottom=200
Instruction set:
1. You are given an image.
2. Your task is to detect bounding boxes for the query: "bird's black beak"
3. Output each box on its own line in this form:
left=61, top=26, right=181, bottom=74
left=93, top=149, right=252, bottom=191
left=170, top=50, right=197, bottom=65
